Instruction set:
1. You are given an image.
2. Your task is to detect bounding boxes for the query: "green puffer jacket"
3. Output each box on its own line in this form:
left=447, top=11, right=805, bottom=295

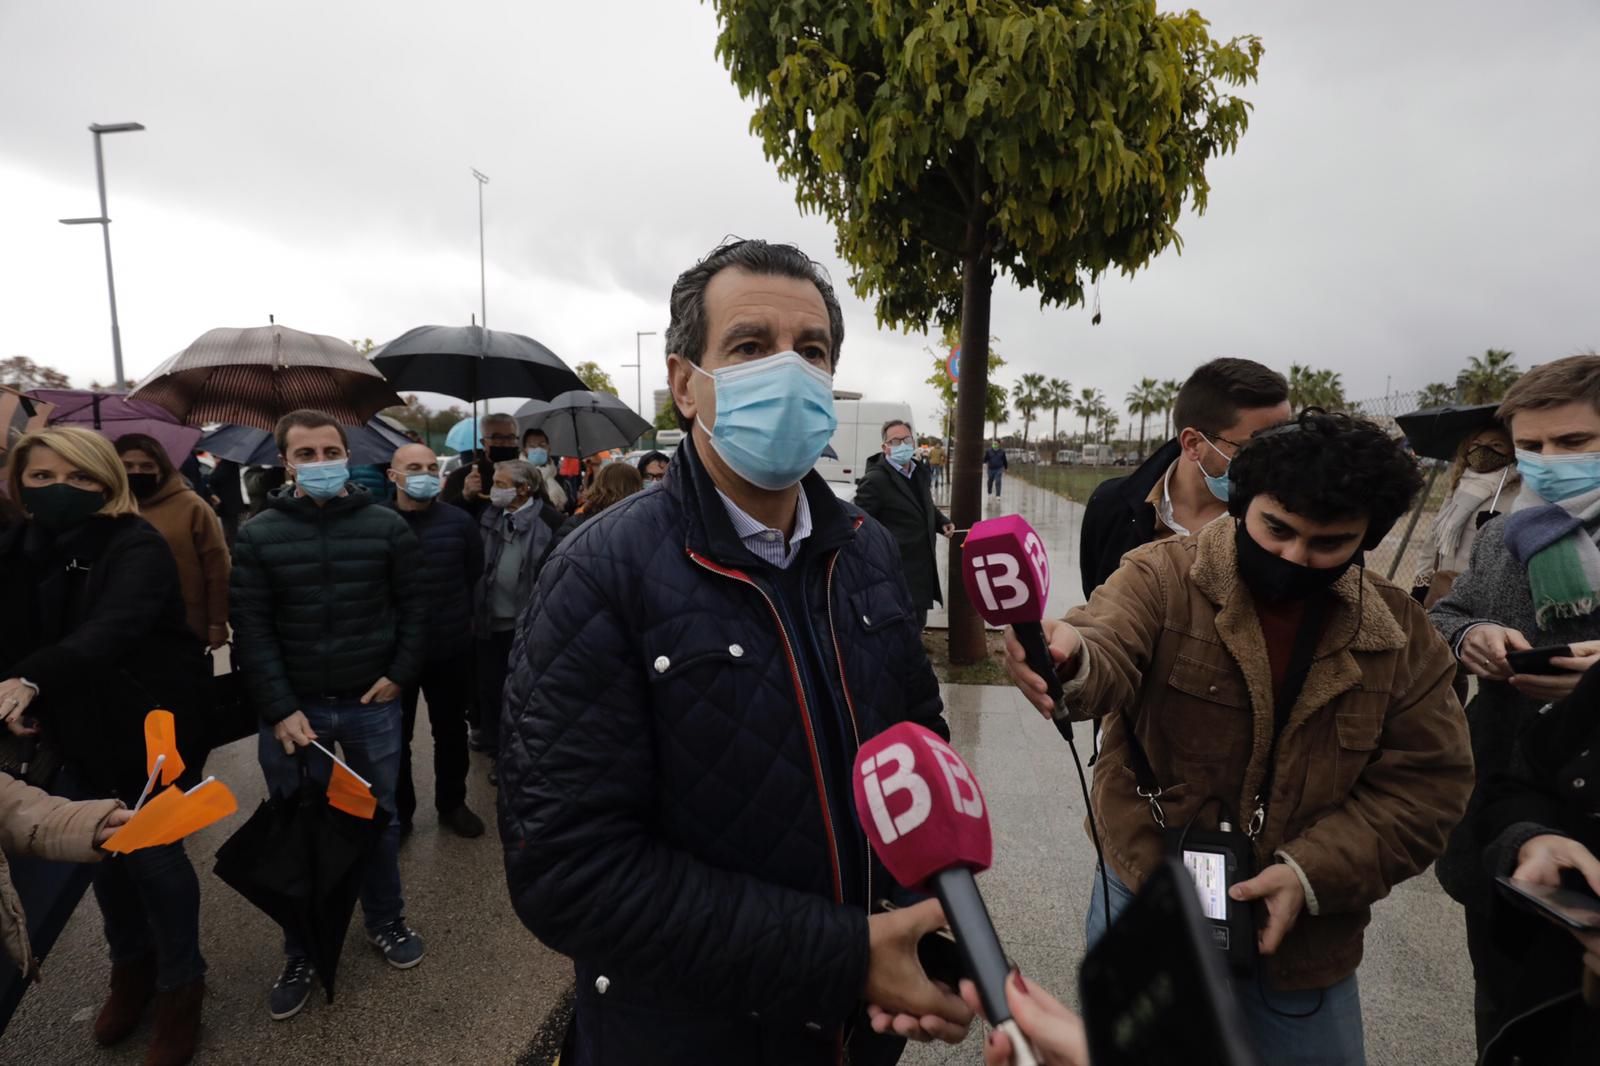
left=230, top=485, right=426, bottom=724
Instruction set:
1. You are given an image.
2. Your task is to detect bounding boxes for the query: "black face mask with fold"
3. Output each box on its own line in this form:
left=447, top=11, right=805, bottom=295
left=1235, top=520, right=1354, bottom=604
left=127, top=473, right=162, bottom=499
left=486, top=446, right=520, bottom=464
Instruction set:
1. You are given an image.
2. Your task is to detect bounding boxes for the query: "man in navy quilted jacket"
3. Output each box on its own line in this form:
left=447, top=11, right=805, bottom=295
left=498, top=239, right=973, bottom=1066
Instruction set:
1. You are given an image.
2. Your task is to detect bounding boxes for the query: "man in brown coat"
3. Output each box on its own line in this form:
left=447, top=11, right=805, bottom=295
left=1007, top=412, right=1473, bottom=1064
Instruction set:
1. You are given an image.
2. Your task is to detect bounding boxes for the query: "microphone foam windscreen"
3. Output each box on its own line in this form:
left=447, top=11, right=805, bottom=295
left=853, top=722, right=993, bottom=891
left=960, top=514, right=1051, bottom=626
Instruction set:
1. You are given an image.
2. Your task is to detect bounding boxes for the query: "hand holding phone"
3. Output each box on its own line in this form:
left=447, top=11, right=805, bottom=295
left=1505, top=644, right=1575, bottom=676
left=1496, top=876, right=1600, bottom=931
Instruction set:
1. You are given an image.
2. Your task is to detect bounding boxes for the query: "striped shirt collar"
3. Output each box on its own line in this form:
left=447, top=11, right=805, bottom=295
left=714, top=486, right=813, bottom=570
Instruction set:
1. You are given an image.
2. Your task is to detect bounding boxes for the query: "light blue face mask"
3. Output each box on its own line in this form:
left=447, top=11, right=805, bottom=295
left=1517, top=448, right=1600, bottom=503
left=889, top=442, right=916, bottom=467
left=693, top=351, right=837, bottom=491
left=295, top=459, right=349, bottom=500
left=1197, top=436, right=1233, bottom=502
left=402, top=473, right=441, bottom=500
left=525, top=447, right=549, bottom=467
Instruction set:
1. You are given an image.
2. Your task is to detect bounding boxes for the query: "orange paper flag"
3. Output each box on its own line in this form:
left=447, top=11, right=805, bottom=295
left=313, top=742, right=377, bottom=819
left=102, top=777, right=239, bottom=854
left=144, top=710, right=184, bottom=786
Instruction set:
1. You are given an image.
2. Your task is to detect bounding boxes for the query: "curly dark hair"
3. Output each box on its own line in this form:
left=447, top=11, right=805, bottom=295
left=1228, top=411, right=1422, bottom=537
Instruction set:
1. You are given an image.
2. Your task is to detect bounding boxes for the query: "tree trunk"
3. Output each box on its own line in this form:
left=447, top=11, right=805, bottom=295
left=948, top=246, right=994, bottom=666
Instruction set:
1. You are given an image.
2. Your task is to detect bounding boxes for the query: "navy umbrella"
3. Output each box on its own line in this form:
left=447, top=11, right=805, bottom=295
left=1394, top=403, right=1502, bottom=462
left=200, top=416, right=412, bottom=467
left=369, top=325, right=583, bottom=403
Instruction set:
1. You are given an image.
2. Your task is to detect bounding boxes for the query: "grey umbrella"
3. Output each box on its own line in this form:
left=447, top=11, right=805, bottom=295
left=369, top=325, right=583, bottom=403
left=513, top=398, right=553, bottom=437
left=524, top=391, right=651, bottom=458
left=131, top=324, right=403, bottom=430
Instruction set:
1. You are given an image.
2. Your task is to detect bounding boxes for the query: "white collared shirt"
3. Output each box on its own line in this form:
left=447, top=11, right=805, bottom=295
left=714, top=487, right=813, bottom=570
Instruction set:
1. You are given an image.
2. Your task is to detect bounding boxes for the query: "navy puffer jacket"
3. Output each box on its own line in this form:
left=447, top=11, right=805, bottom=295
left=388, top=499, right=482, bottom=660
left=498, top=434, right=947, bottom=1066
left=231, top=486, right=426, bottom=723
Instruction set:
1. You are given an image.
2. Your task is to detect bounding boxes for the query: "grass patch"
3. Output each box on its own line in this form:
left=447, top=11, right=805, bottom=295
left=922, top=628, right=1011, bottom=686
left=1012, top=464, right=1123, bottom=503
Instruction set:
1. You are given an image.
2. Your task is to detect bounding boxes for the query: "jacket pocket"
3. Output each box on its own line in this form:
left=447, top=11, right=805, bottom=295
left=1162, top=654, right=1252, bottom=761
left=644, top=639, right=755, bottom=684
left=849, top=587, right=910, bottom=634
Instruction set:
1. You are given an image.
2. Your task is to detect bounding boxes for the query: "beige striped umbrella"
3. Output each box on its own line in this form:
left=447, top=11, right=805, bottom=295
left=131, top=324, right=403, bottom=430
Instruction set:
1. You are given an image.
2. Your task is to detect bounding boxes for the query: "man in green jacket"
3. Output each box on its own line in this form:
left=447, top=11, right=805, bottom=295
left=230, top=409, right=428, bottom=1022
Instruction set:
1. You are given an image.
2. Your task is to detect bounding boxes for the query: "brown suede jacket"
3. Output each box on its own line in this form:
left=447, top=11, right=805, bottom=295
left=0, top=772, right=120, bottom=978
left=1061, top=517, right=1473, bottom=990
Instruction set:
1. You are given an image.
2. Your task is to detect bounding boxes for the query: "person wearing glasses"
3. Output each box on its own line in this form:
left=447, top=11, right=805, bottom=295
left=637, top=450, right=671, bottom=485
left=854, top=419, right=952, bottom=631
left=441, top=413, right=522, bottom=518
left=1079, top=358, right=1291, bottom=599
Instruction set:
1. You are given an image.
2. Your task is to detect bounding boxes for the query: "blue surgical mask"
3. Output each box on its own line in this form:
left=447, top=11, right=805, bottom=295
left=889, top=442, right=916, bottom=467
left=1197, top=436, right=1233, bottom=502
left=295, top=459, right=349, bottom=500
left=525, top=447, right=549, bottom=467
left=693, top=351, right=837, bottom=490
left=1517, top=448, right=1600, bottom=503
left=402, top=473, right=441, bottom=500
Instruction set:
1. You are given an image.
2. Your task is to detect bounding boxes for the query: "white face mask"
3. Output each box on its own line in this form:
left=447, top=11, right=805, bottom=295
left=489, top=487, right=519, bottom=509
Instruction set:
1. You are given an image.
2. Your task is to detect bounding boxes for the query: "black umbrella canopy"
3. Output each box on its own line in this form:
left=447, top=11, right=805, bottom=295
left=214, top=779, right=389, bottom=1003
left=200, top=416, right=412, bottom=468
left=369, top=325, right=584, bottom=403
left=1395, top=403, right=1503, bottom=462
left=524, top=390, right=652, bottom=457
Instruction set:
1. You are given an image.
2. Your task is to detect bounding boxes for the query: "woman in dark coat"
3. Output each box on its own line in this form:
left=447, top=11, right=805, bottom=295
left=0, top=427, right=208, bottom=1065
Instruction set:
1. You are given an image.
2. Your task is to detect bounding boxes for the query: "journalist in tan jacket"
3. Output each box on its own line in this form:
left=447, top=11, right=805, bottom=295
left=0, top=771, right=125, bottom=980
left=1007, top=413, right=1473, bottom=1063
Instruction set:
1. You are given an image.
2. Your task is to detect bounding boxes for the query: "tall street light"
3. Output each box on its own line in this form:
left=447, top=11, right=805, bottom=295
left=60, top=121, right=145, bottom=389
left=471, top=168, right=489, bottom=329
left=622, top=330, right=656, bottom=420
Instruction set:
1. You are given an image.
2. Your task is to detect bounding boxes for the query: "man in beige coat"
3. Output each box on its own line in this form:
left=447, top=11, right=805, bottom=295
left=1007, top=412, right=1473, bottom=1064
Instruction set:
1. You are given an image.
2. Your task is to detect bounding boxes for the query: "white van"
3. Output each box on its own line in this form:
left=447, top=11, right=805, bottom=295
left=813, top=390, right=915, bottom=498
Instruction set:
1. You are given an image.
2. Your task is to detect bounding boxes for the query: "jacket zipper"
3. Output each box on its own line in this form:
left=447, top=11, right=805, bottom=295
left=823, top=550, right=871, bottom=916
left=686, top=550, right=845, bottom=906
left=320, top=505, right=333, bottom=696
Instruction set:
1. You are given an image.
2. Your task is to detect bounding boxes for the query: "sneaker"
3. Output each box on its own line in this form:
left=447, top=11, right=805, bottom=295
left=367, top=919, right=426, bottom=970
left=268, top=957, right=315, bottom=1021
left=443, top=804, right=485, bottom=839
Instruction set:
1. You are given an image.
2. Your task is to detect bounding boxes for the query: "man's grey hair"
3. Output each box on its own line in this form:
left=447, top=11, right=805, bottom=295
left=881, top=419, right=912, bottom=441
left=495, top=459, right=543, bottom=496
left=481, top=413, right=517, bottom=434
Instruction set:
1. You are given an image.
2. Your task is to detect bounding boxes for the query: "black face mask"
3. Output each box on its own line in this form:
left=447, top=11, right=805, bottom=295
left=1235, top=520, right=1354, bottom=604
left=20, top=483, right=107, bottom=535
left=127, top=472, right=162, bottom=499
left=1465, top=445, right=1513, bottom=474
left=486, top=446, right=520, bottom=464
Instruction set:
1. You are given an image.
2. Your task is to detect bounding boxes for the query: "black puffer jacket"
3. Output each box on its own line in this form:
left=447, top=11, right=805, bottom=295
left=0, top=515, right=204, bottom=800
left=388, top=499, right=482, bottom=661
left=230, top=486, right=426, bottom=724
left=498, top=434, right=948, bottom=1066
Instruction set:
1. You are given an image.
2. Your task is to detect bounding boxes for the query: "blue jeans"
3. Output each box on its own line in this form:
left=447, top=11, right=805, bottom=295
left=94, top=840, right=207, bottom=991
left=258, top=698, right=405, bottom=954
left=1086, top=865, right=1366, bottom=1066
left=987, top=468, right=1003, bottom=495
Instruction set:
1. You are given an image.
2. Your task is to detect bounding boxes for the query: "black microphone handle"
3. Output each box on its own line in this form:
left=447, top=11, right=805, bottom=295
left=1013, top=620, right=1064, bottom=705
left=931, top=867, right=1039, bottom=1066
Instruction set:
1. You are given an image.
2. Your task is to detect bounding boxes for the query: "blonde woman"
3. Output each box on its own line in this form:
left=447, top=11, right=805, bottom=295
left=0, top=427, right=207, bottom=1066
left=1421, top=424, right=1521, bottom=607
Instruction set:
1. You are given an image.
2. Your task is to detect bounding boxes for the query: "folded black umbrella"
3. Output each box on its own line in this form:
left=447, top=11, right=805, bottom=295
left=1395, top=403, right=1502, bottom=462
left=214, top=770, right=389, bottom=1002
left=370, top=325, right=584, bottom=403
left=200, top=416, right=411, bottom=468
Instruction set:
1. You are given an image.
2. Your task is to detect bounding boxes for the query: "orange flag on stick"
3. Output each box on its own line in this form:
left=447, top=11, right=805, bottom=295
left=144, top=710, right=184, bottom=786
left=313, top=741, right=378, bottom=820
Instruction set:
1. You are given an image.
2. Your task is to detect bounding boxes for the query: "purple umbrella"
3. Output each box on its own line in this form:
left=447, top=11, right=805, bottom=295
left=29, top=388, right=203, bottom=469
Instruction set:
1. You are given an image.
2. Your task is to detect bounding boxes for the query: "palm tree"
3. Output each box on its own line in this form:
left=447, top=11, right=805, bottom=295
left=1098, top=408, right=1120, bottom=445
left=1418, top=381, right=1458, bottom=408
left=1076, top=388, right=1104, bottom=445
left=1125, top=377, right=1161, bottom=458
left=1457, top=349, right=1521, bottom=404
left=1016, top=372, right=1046, bottom=449
left=1046, top=377, right=1072, bottom=443
left=1161, top=378, right=1183, bottom=438
left=1288, top=365, right=1347, bottom=412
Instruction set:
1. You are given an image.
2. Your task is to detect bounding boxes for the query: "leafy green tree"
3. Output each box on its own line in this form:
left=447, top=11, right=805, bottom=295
left=653, top=405, right=680, bottom=432
left=1418, top=381, right=1458, bottom=409
left=711, top=0, right=1262, bottom=660
left=1456, top=349, right=1520, bottom=404
left=1289, top=364, right=1347, bottom=412
left=574, top=360, right=619, bottom=396
left=924, top=327, right=1007, bottom=442
left=0, top=356, right=70, bottom=390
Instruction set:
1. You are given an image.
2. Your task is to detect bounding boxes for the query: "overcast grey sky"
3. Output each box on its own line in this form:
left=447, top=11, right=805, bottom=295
left=2, top=1, right=1595, bottom=434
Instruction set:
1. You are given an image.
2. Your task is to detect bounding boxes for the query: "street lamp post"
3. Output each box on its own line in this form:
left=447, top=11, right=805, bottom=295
left=621, top=330, right=656, bottom=421
left=60, top=121, right=145, bottom=389
left=471, top=168, right=490, bottom=329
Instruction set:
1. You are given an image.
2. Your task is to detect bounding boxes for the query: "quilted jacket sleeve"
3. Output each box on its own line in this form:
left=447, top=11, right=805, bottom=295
left=228, top=522, right=299, bottom=725
left=498, top=549, right=871, bottom=1027
left=384, top=517, right=426, bottom=687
